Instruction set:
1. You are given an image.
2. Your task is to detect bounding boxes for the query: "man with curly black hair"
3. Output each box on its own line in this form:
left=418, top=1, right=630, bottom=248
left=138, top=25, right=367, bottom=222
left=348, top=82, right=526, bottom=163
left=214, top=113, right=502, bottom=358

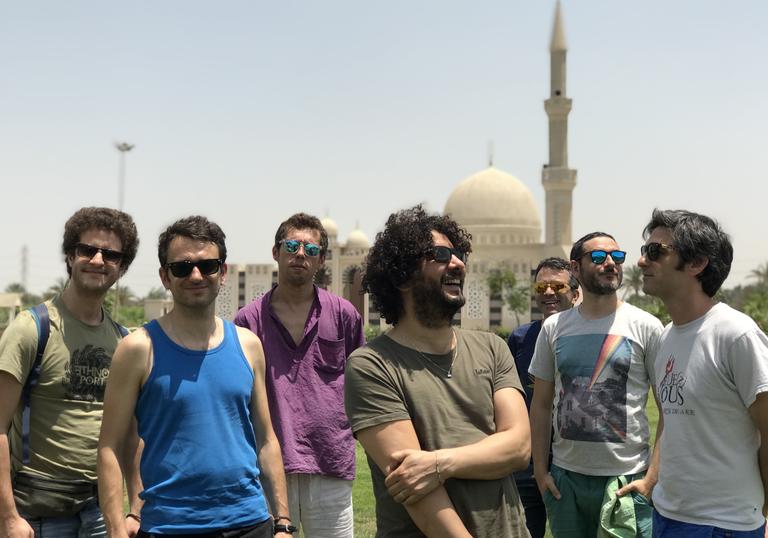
left=0, top=207, right=139, bottom=538
left=344, top=205, right=531, bottom=537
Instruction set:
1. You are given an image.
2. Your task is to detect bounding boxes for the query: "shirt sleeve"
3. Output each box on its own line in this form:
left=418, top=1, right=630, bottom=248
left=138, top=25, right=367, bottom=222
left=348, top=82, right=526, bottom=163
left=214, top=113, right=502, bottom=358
left=492, top=334, right=524, bottom=395
left=0, top=310, right=39, bottom=384
left=529, top=318, right=556, bottom=382
left=729, top=328, right=768, bottom=408
left=344, top=309, right=366, bottom=358
left=344, top=346, right=410, bottom=436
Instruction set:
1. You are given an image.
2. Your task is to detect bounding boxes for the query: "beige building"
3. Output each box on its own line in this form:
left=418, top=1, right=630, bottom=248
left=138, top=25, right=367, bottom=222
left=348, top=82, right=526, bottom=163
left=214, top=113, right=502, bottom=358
left=212, top=3, right=576, bottom=332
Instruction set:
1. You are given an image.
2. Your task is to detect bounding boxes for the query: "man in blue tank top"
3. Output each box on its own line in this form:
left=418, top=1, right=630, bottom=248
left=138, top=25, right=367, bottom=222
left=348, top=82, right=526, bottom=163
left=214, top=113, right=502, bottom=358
left=98, top=216, right=295, bottom=538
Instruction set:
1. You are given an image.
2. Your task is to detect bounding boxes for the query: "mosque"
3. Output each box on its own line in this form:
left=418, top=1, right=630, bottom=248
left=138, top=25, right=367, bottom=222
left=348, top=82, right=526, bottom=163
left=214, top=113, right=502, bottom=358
left=212, top=3, right=576, bottom=332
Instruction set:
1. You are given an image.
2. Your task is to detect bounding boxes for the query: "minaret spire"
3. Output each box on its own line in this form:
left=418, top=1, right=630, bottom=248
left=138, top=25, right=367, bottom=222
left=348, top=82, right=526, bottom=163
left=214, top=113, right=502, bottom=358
left=542, top=1, right=577, bottom=247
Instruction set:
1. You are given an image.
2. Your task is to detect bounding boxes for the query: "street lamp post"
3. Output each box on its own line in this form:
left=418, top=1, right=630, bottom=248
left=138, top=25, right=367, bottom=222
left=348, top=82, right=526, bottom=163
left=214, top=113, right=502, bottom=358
left=114, top=142, right=135, bottom=323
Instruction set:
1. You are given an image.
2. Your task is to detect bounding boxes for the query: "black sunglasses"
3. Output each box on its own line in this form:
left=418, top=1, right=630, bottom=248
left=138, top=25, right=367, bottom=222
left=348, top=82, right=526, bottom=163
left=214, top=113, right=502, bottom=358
left=580, top=249, right=626, bottom=265
left=641, top=242, right=674, bottom=262
left=428, top=246, right=468, bottom=264
left=166, top=259, right=223, bottom=278
left=74, top=243, right=124, bottom=265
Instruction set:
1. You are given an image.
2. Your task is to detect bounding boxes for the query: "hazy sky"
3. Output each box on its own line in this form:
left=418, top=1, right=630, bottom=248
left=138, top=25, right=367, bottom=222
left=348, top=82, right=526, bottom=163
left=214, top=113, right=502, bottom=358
left=2, top=1, right=766, bottom=297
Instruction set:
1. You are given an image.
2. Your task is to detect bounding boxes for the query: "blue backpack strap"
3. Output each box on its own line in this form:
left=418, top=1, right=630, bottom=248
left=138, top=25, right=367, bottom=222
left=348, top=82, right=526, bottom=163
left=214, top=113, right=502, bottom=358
left=21, top=304, right=50, bottom=465
left=113, top=321, right=129, bottom=338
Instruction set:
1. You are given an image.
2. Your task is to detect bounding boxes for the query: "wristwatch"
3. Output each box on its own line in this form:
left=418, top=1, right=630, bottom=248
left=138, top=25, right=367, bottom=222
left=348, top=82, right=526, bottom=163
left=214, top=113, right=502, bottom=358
left=273, top=523, right=297, bottom=535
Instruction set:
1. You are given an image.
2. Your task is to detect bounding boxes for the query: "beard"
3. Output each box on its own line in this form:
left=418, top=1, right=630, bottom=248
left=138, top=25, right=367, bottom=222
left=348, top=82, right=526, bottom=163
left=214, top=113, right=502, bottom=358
left=581, top=267, right=623, bottom=296
left=411, top=273, right=465, bottom=328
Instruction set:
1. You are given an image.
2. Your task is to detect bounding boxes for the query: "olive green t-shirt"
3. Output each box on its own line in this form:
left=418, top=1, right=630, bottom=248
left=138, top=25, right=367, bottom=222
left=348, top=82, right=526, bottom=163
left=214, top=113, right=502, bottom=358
left=344, top=329, right=529, bottom=538
left=0, top=296, right=123, bottom=482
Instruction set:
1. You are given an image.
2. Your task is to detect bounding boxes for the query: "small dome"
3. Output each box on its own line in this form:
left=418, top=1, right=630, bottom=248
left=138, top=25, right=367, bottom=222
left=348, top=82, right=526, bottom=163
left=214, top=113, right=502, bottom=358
left=346, top=229, right=369, bottom=249
left=444, top=166, right=541, bottom=231
left=320, top=217, right=338, bottom=237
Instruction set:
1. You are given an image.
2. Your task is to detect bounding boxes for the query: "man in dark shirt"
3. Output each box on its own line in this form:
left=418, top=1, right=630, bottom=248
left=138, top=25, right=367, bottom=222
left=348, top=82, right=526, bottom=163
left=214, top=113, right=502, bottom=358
left=508, top=257, right=578, bottom=538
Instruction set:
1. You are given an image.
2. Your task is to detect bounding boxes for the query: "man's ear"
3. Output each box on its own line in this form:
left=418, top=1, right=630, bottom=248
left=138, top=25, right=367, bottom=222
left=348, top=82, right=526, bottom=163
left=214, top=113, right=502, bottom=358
left=219, top=263, right=228, bottom=285
left=272, top=245, right=279, bottom=262
left=159, top=266, right=171, bottom=290
left=686, top=257, right=710, bottom=277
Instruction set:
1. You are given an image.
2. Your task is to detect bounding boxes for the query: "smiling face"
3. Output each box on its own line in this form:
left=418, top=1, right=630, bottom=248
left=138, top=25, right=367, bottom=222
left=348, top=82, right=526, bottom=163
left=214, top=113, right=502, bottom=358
left=160, top=236, right=226, bottom=309
left=534, top=267, right=578, bottom=318
left=273, top=227, right=325, bottom=288
left=67, top=228, right=123, bottom=295
left=410, top=230, right=467, bottom=327
left=572, top=236, right=624, bottom=296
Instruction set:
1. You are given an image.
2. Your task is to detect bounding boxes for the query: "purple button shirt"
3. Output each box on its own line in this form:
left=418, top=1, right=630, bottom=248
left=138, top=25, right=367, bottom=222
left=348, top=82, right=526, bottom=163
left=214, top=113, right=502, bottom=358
left=234, top=285, right=365, bottom=480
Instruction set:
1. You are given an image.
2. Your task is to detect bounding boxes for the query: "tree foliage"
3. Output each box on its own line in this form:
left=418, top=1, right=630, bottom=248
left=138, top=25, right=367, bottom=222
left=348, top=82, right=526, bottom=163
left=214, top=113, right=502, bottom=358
left=486, top=267, right=530, bottom=328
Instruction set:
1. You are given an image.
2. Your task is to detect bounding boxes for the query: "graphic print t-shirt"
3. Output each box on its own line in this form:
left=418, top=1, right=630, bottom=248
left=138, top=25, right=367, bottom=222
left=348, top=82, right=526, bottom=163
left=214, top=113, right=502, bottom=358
left=0, top=296, right=122, bottom=481
left=529, top=303, right=662, bottom=475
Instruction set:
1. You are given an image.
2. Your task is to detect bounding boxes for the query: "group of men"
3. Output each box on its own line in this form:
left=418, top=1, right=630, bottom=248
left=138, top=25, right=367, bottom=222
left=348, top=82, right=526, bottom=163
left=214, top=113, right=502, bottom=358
left=0, top=204, right=766, bottom=538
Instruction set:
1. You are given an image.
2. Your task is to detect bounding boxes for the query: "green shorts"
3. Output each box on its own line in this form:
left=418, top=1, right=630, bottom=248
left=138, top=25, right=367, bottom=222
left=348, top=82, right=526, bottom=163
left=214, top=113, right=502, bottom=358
left=542, top=464, right=653, bottom=537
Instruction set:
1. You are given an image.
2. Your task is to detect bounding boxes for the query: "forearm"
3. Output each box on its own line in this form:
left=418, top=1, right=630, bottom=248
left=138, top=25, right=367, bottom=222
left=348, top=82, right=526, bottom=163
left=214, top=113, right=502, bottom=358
left=758, top=440, right=768, bottom=517
left=404, top=486, right=472, bottom=538
left=643, top=414, right=663, bottom=490
left=437, top=429, right=529, bottom=481
left=122, top=433, right=144, bottom=515
left=529, top=401, right=553, bottom=482
left=0, top=436, right=20, bottom=520
left=97, top=447, right=129, bottom=534
left=257, top=440, right=289, bottom=517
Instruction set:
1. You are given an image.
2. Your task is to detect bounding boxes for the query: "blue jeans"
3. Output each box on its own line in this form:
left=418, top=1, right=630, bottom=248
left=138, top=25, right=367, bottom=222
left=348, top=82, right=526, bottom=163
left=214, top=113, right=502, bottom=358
left=653, top=510, right=766, bottom=537
left=23, top=499, right=105, bottom=538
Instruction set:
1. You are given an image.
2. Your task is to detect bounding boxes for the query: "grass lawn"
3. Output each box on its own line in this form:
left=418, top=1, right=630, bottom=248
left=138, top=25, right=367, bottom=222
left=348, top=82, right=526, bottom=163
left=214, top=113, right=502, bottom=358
left=350, top=398, right=660, bottom=538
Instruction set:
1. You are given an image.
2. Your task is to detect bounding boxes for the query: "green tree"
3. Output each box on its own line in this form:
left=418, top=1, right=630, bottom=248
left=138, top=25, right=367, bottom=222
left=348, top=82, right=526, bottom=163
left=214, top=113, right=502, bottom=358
left=43, top=277, right=69, bottom=300
left=145, top=287, right=169, bottom=300
left=743, top=290, right=768, bottom=331
left=626, top=294, right=671, bottom=325
left=487, top=267, right=530, bottom=328
left=622, top=265, right=643, bottom=300
left=749, top=262, right=768, bottom=290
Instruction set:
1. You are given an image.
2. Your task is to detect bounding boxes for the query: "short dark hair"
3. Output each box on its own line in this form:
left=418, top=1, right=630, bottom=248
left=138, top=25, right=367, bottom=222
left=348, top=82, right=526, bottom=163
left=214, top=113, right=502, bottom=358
left=643, top=209, right=732, bottom=297
left=570, top=231, right=616, bottom=261
left=274, top=213, right=328, bottom=256
left=363, top=204, right=472, bottom=326
left=534, top=257, right=579, bottom=290
left=157, top=216, right=227, bottom=266
left=62, top=207, right=139, bottom=277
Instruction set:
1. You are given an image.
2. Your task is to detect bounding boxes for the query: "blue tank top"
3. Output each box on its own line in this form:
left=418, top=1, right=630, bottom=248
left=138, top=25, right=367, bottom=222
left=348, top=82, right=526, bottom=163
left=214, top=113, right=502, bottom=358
left=136, top=320, right=269, bottom=533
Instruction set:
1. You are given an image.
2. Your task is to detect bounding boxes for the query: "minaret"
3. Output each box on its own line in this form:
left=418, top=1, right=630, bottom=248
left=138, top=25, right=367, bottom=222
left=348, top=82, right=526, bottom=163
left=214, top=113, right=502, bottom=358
left=542, top=1, right=577, bottom=247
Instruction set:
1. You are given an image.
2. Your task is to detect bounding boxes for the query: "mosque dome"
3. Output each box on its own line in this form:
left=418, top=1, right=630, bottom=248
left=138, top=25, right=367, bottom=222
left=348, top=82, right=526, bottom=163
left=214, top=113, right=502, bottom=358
left=320, top=217, right=338, bottom=237
left=346, top=228, right=369, bottom=249
left=444, top=167, right=542, bottom=232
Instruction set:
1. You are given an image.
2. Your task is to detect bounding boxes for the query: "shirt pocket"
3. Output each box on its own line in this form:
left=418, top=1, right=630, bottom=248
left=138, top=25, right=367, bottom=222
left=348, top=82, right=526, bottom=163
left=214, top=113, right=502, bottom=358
left=315, top=337, right=347, bottom=374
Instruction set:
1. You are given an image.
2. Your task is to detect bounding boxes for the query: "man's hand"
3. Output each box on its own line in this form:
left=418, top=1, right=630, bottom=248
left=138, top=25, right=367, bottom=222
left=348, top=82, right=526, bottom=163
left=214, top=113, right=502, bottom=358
left=534, top=472, right=561, bottom=500
left=1, top=515, right=35, bottom=538
left=616, top=476, right=655, bottom=500
left=385, top=449, right=443, bottom=505
left=124, top=514, right=140, bottom=537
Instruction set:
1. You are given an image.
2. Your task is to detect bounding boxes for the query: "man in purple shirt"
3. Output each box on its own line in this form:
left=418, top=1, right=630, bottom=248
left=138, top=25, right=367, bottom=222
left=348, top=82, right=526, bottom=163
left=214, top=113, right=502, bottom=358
left=235, top=213, right=365, bottom=538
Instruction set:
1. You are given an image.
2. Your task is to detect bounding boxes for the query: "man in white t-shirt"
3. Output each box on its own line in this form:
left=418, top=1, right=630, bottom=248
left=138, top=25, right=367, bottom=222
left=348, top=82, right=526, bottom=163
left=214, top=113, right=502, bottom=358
left=529, top=232, right=663, bottom=537
left=638, top=209, right=768, bottom=536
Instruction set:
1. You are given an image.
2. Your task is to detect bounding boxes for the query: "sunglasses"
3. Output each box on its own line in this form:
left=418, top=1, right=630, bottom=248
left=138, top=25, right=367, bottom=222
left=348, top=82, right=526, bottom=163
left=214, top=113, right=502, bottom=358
left=428, top=246, right=468, bottom=264
left=74, top=243, right=124, bottom=265
left=533, top=281, right=571, bottom=294
left=280, top=239, right=321, bottom=257
left=166, top=258, right=222, bottom=278
left=641, top=242, right=674, bottom=262
left=581, top=250, right=627, bottom=265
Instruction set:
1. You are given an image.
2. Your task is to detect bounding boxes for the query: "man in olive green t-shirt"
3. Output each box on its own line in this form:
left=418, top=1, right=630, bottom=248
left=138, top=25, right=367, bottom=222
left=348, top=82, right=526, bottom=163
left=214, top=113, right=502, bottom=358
left=344, top=205, right=531, bottom=538
left=0, top=207, right=139, bottom=538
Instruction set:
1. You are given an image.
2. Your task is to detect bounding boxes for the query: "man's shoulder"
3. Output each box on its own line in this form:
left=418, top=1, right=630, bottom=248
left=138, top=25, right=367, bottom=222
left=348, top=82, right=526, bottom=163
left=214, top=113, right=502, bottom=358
left=317, top=287, right=361, bottom=317
left=511, top=320, right=540, bottom=340
left=701, top=302, right=762, bottom=341
left=235, top=292, right=270, bottom=322
left=619, top=302, right=664, bottom=329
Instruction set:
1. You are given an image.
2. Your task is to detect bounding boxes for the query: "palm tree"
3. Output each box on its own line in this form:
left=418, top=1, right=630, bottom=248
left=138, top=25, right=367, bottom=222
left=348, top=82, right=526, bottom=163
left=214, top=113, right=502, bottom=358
left=749, top=262, right=768, bottom=290
left=43, top=277, right=69, bottom=299
left=622, top=265, right=643, bottom=300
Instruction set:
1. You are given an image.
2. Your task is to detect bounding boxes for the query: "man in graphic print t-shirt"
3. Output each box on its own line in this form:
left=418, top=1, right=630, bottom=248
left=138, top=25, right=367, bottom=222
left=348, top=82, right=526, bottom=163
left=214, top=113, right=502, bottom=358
left=0, top=207, right=140, bottom=538
left=529, top=231, right=662, bottom=537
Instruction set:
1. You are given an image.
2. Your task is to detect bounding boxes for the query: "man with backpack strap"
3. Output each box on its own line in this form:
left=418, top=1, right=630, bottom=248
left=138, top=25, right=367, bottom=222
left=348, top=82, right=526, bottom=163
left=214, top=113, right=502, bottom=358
left=0, top=207, right=140, bottom=537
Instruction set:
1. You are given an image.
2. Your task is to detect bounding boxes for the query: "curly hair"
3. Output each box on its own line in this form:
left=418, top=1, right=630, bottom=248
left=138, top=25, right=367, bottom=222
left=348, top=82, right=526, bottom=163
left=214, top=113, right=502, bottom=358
left=273, top=213, right=329, bottom=256
left=158, top=215, right=227, bottom=266
left=62, top=207, right=139, bottom=276
left=643, top=208, right=732, bottom=297
left=363, top=204, right=472, bottom=325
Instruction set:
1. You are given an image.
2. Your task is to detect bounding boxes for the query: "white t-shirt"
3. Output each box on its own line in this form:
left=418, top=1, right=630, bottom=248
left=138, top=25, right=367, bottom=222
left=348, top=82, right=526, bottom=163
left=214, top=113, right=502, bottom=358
left=529, top=302, right=662, bottom=475
left=652, top=303, right=768, bottom=530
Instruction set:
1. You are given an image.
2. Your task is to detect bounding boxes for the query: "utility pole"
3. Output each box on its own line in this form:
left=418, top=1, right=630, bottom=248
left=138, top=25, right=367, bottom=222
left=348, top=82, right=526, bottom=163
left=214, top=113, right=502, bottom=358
left=114, top=142, right=135, bottom=323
